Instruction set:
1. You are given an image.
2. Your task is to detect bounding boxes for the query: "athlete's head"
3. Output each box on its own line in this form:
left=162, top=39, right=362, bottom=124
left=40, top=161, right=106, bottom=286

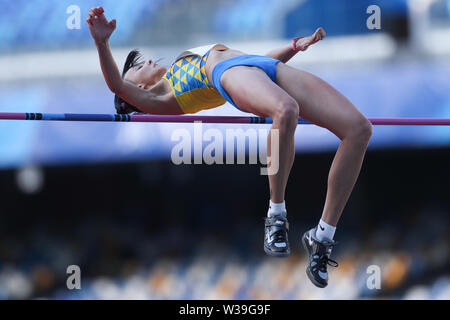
left=114, top=49, right=167, bottom=114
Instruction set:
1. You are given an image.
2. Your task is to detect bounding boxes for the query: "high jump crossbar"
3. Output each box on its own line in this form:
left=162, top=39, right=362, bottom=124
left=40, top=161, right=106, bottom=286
left=1, top=113, right=450, bottom=126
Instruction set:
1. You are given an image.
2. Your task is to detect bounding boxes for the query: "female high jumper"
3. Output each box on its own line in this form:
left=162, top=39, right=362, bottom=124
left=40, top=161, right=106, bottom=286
left=87, top=6, right=372, bottom=288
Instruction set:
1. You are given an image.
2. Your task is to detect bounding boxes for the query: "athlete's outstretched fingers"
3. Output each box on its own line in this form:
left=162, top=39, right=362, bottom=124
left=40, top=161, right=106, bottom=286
left=95, top=7, right=104, bottom=15
left=88, top=8, right=96, bottom=18
left=315, top=27, right=326, bottom=40
left=94, top=7, right=109, bottom=24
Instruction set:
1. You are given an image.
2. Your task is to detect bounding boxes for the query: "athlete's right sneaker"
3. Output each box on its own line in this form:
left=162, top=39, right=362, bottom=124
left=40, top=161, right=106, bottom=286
left=264, top=215, right=290, bottom=257
left=302, top=227, right=338, bottom=288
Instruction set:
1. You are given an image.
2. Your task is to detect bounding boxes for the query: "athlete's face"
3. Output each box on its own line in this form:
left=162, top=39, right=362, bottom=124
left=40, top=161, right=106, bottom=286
left=124, top=59, right=167, bottom=89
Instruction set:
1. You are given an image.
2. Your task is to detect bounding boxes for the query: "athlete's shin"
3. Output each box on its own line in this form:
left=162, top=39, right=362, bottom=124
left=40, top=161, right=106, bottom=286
left=268, top=105, right=297, bottom=203
left=321, top=121, right=372, bottom=226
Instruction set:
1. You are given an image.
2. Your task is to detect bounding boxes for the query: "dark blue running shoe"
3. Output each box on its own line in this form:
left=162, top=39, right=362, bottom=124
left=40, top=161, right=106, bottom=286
left=302, top=227, right=338, bottom=288
left=264, top=215, right=290, bottom=257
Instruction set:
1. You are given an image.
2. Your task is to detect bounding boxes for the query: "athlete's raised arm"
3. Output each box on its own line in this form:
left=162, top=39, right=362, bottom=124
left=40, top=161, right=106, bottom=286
left=87, top=7, right=176, bottom=114
left=265, top=27, right=326, bottom=63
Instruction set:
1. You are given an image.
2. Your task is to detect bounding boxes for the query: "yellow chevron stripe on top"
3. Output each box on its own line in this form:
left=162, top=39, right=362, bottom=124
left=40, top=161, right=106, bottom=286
left=161, top=51, right=226, bottom=113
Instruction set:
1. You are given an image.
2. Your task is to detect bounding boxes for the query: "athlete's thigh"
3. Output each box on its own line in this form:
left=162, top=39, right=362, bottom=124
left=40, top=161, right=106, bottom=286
left=275, top=63, right=367, bottom=139
left=220, top=66, right=296, bottom=117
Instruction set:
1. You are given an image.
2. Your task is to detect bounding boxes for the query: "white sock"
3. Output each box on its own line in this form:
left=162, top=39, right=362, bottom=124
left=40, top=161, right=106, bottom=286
left=267, top=200, right=286, bottom=218
left=315, top=219, right=336, bottom=241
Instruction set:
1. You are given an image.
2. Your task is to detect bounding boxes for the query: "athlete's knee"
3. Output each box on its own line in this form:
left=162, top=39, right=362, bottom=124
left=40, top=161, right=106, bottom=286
left=273, top=99, right=299, bottom=131
left=347, top=116, right=372, bottom=143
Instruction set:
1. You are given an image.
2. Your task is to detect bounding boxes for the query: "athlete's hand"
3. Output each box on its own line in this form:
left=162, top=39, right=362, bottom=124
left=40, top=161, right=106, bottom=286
left=86, top=6, right=116, bottom=44
left=295, top=27, right=326, bottom=51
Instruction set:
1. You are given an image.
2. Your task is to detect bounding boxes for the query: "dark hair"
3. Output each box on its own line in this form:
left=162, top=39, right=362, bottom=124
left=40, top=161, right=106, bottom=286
left=114, top=49, right=145, bottom=115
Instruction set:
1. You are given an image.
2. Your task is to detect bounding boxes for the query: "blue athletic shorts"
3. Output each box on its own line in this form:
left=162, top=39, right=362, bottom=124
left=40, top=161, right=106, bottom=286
left=211, top=55, right=281, bottom=110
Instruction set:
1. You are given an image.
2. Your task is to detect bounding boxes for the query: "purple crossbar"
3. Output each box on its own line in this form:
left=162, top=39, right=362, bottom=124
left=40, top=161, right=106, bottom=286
left=0, top=112, right=450, bottom=125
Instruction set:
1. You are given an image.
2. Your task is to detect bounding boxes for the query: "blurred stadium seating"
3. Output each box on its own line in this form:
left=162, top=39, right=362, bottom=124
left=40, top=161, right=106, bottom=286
left=0, top=192, right=448, bottom=299
left=0, top=0, right=164, bottom=52
left=3, top=213, right=445, bottom=300
left=0, top=149, right=448, bottom=300
left=1, top=0, right=437, bottom=51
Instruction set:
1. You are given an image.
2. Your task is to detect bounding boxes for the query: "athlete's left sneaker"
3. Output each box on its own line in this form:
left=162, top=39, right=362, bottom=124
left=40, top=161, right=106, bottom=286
left=264, top=215, right=290, bottom=257
left=301, top=227, right=338, bottom=288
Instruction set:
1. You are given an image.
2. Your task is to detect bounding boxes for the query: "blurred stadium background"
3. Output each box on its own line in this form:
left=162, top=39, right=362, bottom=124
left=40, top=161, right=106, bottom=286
left=0, top=0, right=449, bottom=299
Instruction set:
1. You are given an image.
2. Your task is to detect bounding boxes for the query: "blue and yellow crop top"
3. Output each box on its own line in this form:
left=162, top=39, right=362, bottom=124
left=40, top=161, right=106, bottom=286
left=162, top=45, right=227, bottom=114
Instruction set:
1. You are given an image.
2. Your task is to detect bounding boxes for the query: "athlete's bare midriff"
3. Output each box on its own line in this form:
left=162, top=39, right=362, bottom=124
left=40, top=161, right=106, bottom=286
left=177, top=44, right=247, bottom=88
left=203, top=44, right=246, bottom=86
